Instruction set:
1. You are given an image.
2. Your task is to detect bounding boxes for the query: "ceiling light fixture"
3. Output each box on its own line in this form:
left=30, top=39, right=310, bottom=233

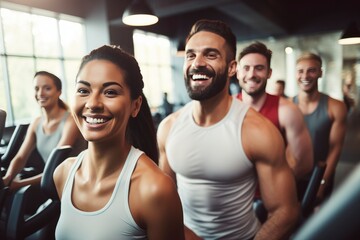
left=122, top=0, right=158, bottom=26
left=338, top=22, right=360, bottom=45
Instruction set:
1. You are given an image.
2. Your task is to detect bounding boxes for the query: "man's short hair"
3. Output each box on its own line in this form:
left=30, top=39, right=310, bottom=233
left=296, top=52, right=322, bottom=67
left=238, top=41, right=272, bottom=68
left=186, top=19, right=236, bottom=61
left=276, top=80, right=285, bottom=87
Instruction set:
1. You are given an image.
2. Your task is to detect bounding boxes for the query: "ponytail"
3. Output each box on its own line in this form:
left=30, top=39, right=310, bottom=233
left=58, top=99, right=68, bottom=110
left=127, top=93, right=158, bottom=163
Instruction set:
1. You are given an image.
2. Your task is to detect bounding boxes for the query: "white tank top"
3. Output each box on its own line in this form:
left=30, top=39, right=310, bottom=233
left=166, top=97, right=261, bottom=239
left=55, top=146, right=147, bottom=240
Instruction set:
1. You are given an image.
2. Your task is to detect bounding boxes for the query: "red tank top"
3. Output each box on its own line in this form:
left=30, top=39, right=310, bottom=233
left=236, top=93, right=281, bottom=131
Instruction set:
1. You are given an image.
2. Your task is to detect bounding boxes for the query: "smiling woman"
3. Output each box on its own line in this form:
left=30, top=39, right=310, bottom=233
left=2, top=71, right=85, bottom=190
left=53, top=45, right=184, bottom=240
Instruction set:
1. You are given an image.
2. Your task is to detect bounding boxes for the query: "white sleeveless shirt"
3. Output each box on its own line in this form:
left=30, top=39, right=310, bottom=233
left=166, top=97, right=261, bottom=239
left=55, top=146, right=147, bottom=240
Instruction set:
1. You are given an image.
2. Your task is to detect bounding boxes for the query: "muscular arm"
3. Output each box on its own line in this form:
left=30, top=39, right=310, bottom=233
left=317, top=99, right=347, bottom=199
left=244, top=109, right=300, bottom=240
left=279, top=99, right=313, bottom=179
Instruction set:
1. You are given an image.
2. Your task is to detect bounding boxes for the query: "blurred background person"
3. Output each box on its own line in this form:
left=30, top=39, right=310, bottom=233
left=237, top=42, right=313, bottom=180
left=342, top=70, right=357, bottom=113
left=3, top=71, right=85, bottom=191
left=292, top=52, right=347, bottom=205
left=274, top=79, right=288, bottom=98
left=160, top=92, right=173, bottom=118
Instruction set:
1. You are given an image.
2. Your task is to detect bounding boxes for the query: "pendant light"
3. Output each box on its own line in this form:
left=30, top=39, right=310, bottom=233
left=338, top=22, right=360, bottom=45
left=122, top=0, right=158, bottom=26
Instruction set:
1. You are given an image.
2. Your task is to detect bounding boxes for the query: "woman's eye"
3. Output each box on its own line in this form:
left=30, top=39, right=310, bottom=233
left=104, top=89, right=118, bottom=97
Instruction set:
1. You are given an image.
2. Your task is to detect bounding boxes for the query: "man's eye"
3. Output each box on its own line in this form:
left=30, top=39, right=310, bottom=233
left=186, top=53, right=195, bottom=60
left=77, top=88, right=89, bottom=94
left=207, top=53, right=217, bottom=59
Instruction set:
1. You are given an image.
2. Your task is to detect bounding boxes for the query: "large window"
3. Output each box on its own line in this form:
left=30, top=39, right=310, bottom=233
left=0, top=3, right=86, bottom=125
left=133, top=30, right=173, bottom=110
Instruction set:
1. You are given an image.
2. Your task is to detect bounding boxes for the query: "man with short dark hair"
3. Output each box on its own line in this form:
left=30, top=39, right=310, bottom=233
left=237, top=42, right=313, bottom=180
left=158, top=20, right=299, bottom=240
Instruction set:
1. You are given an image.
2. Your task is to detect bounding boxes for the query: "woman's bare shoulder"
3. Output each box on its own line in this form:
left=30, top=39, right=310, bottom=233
left=133, top=154, right=177, bottom=203
left=53, top=156, right=78, bottom=196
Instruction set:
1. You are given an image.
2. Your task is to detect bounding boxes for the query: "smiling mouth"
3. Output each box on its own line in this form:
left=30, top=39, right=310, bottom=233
left=192, top=74, right=210, bottom=81
left=300, top=80, right=311, bottom=85
left=85, top=117, right=110, bottom=124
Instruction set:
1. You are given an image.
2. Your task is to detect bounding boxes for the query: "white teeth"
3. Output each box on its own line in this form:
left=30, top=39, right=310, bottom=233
left=86, top=117, right=106, bottom=124
left=192, top=74, right=209, bottom=80
left=301, top=80, right=310, bottom=85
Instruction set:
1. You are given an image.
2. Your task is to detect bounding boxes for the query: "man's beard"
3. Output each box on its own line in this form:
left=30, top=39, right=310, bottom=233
left=185, top=66, right=228, bottom=101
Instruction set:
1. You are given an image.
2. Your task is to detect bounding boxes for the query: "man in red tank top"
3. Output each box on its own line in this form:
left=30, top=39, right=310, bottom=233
left=236, top=42, right=313, bottom=180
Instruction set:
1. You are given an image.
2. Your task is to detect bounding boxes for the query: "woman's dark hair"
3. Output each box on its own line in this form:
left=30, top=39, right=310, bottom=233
left=34, top=71, right=68, bottom=110
left=77, top=45, right=159, bottom=163
left=186, top=19, right=237, bottom=62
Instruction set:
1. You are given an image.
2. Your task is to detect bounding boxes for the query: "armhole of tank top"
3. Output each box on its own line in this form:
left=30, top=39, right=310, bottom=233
left=166, top=102, right=192, bottom=144
left=123, top=147, right=146, bottom=231
left=35, top=116, right=43, bottom=135
left=322, top=94, right=332, bottom=119
left=238, top=104, right=254, bottom=167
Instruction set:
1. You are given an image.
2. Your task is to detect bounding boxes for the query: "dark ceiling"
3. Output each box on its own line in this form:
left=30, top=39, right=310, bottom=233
left=107, top=0, right=360, bottom=43
left=4, top=0, right=360, bottom=46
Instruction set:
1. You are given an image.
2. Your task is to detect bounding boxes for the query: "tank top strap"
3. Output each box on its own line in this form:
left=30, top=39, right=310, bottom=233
left=61, top=150, right=86, bottom=200
left=121, top=146, right=144, bottom=180
left=319, top=93, right=328, bottom=107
